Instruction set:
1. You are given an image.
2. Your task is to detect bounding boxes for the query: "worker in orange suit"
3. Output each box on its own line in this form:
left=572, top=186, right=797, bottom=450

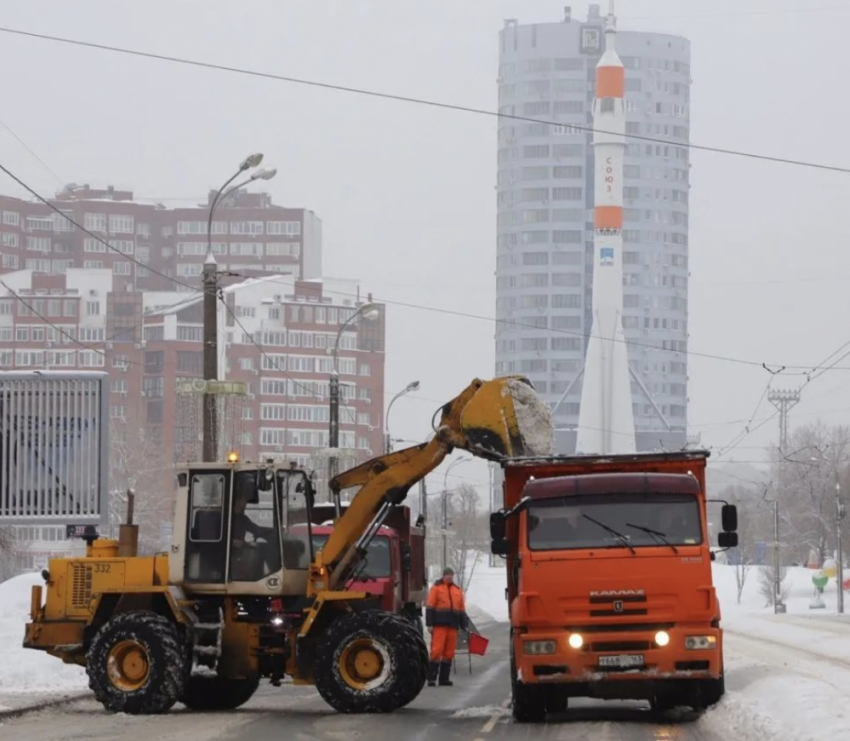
left=425, top=566, right=468, bottom=687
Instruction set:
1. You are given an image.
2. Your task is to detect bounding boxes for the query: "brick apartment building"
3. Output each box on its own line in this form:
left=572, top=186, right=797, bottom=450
left=0, top=184, right=322, bottom=291
left=0, top=187, right=385, bottom=568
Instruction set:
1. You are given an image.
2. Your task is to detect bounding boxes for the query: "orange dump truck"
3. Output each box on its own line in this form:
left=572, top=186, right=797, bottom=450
left=489, top=451, right=738, bottom=721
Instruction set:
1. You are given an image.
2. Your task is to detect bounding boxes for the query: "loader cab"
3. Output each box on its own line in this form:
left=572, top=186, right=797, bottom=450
left=170, top=461, right=317, bottom=596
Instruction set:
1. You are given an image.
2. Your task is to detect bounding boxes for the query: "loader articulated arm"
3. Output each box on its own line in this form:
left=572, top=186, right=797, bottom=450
left=309, top=376, right=553, bottom=593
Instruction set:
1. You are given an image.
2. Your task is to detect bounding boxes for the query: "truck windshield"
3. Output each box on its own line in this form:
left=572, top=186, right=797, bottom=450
left=311, top=535, right=392, bottom=578
left=527, top=493, right=702, bottom=551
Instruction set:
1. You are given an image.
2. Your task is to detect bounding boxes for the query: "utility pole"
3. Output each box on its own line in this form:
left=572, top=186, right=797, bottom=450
left=773, top=500, right=783, bottom=613
left=201, top=153, right=271, bottom=462
left=488, top=462, right=496, bottom=567
left=837, top=482, right=845, bottom=614
left=768, top=388, right=801, bottom=453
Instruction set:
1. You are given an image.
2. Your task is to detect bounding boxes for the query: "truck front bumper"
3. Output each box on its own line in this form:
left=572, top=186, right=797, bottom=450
left=516, top=625, right=722, bottom=695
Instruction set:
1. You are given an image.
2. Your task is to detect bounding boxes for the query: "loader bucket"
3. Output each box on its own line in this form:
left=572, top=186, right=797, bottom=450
left=460, top=376, right=554, bottom=459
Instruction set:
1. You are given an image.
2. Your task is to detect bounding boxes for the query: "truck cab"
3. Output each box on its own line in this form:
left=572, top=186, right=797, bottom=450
left=491, top=451, right=737, bottom=721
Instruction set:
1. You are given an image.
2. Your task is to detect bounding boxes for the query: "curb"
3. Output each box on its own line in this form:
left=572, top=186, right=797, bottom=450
left=0, top=692, right=91, bottom=721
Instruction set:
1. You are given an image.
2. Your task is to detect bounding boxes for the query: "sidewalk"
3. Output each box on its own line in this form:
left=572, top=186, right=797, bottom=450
left=0, top=690, right=90, bottom=719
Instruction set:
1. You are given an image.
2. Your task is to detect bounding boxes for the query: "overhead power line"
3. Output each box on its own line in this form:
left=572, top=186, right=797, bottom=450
left=1, top=26, right=849, bottom=175
left=0, top=117, right=64, bottom=186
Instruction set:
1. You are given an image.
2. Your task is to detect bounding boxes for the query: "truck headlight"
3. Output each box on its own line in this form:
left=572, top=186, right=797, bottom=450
left=524, top=640, right=557, bottom=655
left=654, top=630, right=670, bottom=647
left=568, top=633, right=583, bottom=649
left=685, top=635, right=717, bottom=650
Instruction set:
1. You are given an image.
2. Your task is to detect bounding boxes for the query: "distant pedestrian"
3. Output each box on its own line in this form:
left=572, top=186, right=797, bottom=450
left=426, top=566, right=468, bottom=687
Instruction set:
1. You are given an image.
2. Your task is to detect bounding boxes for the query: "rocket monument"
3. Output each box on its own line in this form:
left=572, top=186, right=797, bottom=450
left=576, top=3, right=637, bottom=455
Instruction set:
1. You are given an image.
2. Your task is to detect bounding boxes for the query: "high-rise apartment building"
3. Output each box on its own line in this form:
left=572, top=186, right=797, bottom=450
left=495, top=5, right=691, bottom=453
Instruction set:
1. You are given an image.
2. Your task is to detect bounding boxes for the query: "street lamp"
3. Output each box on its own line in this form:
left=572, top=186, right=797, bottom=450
left=202, top=153, right=274, bottom=462
left=385, top=381, right=420, bottom=454
left=837, top=482, right=845, bottom=614
left=328, top=303, right=380, bottom=516
left=441, top=456, right=471, bottom=572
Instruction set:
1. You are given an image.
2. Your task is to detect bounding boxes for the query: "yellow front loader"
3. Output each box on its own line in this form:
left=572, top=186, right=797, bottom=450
left=24, top=376, right=552, bottom=715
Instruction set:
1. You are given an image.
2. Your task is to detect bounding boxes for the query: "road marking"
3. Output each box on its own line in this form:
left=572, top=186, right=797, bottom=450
left=480, top=715, right=499, bottom=733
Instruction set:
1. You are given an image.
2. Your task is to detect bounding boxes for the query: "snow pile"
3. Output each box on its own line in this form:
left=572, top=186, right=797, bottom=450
left=506, top=378, right=554, bottom=457
left=451, top=704, right=510, bottom=719
left=0, top=573, right=88, bottom=693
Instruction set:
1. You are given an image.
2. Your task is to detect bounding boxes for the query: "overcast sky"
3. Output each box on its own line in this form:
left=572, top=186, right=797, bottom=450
left=0, top=0, right=848, bottom=495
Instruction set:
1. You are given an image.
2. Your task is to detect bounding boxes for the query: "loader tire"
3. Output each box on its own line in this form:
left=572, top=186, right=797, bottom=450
left=314, top=611, right=427, bottom=713
left=181, top=674, right=260, bottom=711
left=392, top=618, right=428, bottom=708
left=87, top=611, right=187, bottom=715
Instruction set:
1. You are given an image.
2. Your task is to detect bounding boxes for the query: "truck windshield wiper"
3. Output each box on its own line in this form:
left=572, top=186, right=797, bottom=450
left=626, top=523, right=679, bottom=554
left=582, top=514, right=636, bottom=555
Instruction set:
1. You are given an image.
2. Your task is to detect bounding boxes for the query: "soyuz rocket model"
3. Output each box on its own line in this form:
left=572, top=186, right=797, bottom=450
left=576, top=6, right=637, bottom=455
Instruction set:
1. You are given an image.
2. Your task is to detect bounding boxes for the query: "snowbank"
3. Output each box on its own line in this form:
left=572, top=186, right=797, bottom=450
left=0, top=573, right=88, bottom=693
left=464, top=561, right=508, bottom=624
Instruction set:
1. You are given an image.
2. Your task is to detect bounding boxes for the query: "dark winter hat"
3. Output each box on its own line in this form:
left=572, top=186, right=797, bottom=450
left=443, top=567, right=455, bottom=576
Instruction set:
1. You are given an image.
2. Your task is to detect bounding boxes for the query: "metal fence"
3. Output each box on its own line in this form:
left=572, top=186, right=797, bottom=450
left=0, top=372, right=108, bottom=524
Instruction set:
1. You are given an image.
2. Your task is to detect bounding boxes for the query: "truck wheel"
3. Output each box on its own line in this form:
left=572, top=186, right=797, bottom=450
left=512, top=682, right=547, bottom=723
left=87, top=611, right=187, bottom=715
left=546, top=688, right=568, bottom=715
left=181, top=675, right=260, bottom=711
left=314, top=612, right=427, bottom=713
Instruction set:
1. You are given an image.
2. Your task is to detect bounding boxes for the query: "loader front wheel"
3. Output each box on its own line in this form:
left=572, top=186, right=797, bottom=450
left=181, top=675, right=260, bottom=711
left=87, top=611, right=187, bottom=715
left=314, top=612, right=427, bottom=713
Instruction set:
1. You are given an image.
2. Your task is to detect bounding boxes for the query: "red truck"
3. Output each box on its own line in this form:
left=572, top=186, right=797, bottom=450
left=490, top=451, right=738, bottom=721
left=292, top=503, right=427, bottom=630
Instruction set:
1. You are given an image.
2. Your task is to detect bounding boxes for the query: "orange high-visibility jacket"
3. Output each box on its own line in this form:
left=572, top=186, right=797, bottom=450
left=425, top=579, right=468, bottom=630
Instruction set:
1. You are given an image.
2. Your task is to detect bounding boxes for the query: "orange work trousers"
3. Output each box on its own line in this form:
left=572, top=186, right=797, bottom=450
left=430, top=626, right=459, bottom=662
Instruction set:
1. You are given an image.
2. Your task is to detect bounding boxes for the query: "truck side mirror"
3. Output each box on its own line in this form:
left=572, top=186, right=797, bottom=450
left=400, top=543, right=412, bottom=572
left=721, top=504, right=738, bottom=532
left=491, top=539, right=509, bottom=556
left=717, top=531, right=738, bottom=549
left=490, top=512, right=506, bottom=541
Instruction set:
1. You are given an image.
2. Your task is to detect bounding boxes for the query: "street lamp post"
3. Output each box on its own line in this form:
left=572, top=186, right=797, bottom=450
left=837, top=482, right=845, bottom=614
left=441, top=456, right=470, bottom=573
left=328, top=304, right=379, bottom=516
left=385, top=381, right=420, bottom=454
left=202, top=153, right=275, bottom=461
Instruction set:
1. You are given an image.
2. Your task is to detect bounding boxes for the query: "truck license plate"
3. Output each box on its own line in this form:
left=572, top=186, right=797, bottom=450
left=598, top=654, right=644, bottom=669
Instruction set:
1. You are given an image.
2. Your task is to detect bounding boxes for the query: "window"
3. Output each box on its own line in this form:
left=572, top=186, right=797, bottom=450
left=521, top=295, right=548, bottom=309
left=230, top=242, right=263, bottom=257
left=553, top=101, right=584, bottom=114
left=83, top=238, right=106, bottom=253
left=624, top=165, right=641, bottom=178
left=3, top=211, right=19, bottom=226
left=177, top=221, right=207, bottom=235
left=78, top=327, right=104, bottom=342
left=266, top=221, right=301, bottom=236
left=113, top=262, right=132, bottom=276
left=521, top=166, right=549, bottom=181
left=261, top=379, right=287, bottom=396
left=262, top=331, right=287, bottom=347
left=359, top=363, right=371, bottom=377
left=289, top=356, right=314, bottom=373
left=1, top=232, right=18, bottom=247
left=84, top=213, right=107, bottom=232
left=177, top=263, right=203, bottom=277
left=78, top=350, right=105, bottom=367
left=551, top=294, right=582, bottom=309
left=553, top=230, right=582, bottom=244
left=16, top=326, right=28, bottom=342
left=552, top=187, right=582, bottom=201
left=521, top=359, right=548, bottom=373
left=552, top=273, right=581, bottom=287
left=552, top=124, right=582, bottom=136
left=109, top=215, right=134, bottom=233
left=261, top=353, right=286, bottom=372
left=523, top=209, right=549, bottom=224
left=25, top=258, right=50, bottom=272
left=261, top=404, right=288, bottom=421
left=523, top=102, right=550, bottom=116
left=553, top=166, right=582, bottom=179
left=266, top=242, right=301, bottom=257
left=521, top=338, right=547, bottom=352
left=552, top=144, right=582, bottom=158
left=552, top=316, right=581, bottom=329
left=26, top=237, right=51, bottom=252
left=522, top=252, right=548, bottom=266
left=110, top=240, right=134, bottom=255
left=523, top=145, right=549, bottom=159
left=551, top=337, right=582, bottom=351
left=177, top=326, right=203, bottom=342
left=230, top=221, right=264, bottom=235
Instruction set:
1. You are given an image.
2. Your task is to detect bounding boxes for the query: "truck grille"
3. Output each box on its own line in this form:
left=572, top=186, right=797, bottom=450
left=590, top=640, right=652, bottom=652
left=71, top=564, right=93, bottom=609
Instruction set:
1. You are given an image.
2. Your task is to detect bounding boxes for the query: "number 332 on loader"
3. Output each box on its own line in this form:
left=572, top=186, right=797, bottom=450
left=23, top=377, right=552, bottom=715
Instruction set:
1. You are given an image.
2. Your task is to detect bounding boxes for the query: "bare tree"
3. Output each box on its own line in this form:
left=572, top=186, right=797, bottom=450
left=758, top=563, right=789, bottom=608
left=110, top=426, right=175, bottom=554
left=447, top=484, right=489, bottom=589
